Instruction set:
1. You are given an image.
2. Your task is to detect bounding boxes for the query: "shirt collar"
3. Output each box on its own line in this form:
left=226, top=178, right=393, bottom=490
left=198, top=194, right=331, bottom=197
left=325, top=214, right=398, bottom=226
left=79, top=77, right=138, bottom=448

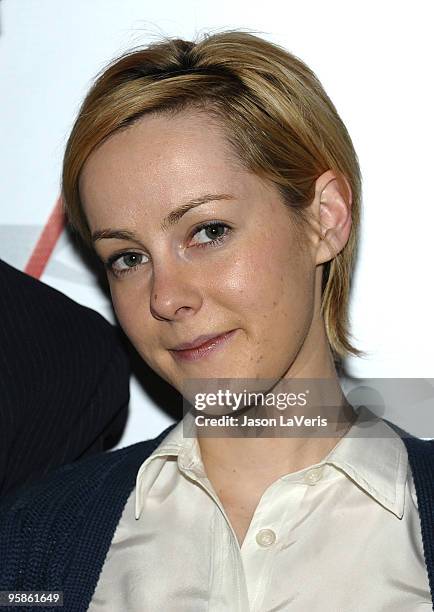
left=135, top=406, right=408, bottom=520
left=135, top=413, right=198, bottom=519
left=322, top=406, right=408, bottom=519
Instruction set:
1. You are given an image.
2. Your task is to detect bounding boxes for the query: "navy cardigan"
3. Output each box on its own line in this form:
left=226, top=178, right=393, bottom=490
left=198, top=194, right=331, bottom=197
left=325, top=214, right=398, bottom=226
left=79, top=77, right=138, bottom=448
left=0, top=420, right=433, bottom=612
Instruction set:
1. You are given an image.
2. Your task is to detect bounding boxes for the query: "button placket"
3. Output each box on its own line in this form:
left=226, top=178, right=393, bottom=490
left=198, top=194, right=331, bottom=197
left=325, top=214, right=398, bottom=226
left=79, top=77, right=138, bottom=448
left=255, top=528, right=277, bottom=548
left=303, top=467, right=324, bottom=486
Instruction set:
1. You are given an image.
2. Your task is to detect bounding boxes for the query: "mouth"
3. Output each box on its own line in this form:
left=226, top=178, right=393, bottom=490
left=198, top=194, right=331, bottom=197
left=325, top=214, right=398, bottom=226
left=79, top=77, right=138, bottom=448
left=168, top=329, right=238, bottom=362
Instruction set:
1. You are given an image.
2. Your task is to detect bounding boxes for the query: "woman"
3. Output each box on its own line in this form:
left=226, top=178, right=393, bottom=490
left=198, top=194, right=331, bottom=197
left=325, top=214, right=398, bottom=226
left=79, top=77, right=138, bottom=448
left=1, top=30, right=433, bottom=611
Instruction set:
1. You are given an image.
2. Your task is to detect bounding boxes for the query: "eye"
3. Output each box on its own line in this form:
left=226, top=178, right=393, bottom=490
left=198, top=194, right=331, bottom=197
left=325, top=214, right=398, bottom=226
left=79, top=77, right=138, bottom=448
left=104, top=221, right=232, bottom=279
left=106, top=252, right=148, bottom=277
left=190, top=221, right=232, bottom=248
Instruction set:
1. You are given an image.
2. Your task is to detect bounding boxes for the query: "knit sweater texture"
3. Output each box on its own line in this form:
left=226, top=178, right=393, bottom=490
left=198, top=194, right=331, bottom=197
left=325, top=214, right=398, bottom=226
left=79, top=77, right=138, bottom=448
left=0, top=420, right=433, bottom=612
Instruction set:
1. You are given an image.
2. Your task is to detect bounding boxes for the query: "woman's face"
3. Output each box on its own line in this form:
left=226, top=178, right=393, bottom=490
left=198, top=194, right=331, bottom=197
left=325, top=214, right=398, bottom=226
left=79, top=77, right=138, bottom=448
left=80, top=110, right=321, bottom=395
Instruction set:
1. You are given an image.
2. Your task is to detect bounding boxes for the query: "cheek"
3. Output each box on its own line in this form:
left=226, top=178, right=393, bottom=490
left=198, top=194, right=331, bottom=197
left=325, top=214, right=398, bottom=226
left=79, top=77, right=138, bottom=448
left=108, top=281, right=149, bottom=348
left=227, top=233, right=315, bottom=351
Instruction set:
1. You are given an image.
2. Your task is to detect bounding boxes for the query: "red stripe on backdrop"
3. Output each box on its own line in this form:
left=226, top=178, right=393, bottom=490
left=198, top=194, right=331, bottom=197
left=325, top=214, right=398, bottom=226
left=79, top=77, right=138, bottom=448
left=24, top=196, right=66, bottom=279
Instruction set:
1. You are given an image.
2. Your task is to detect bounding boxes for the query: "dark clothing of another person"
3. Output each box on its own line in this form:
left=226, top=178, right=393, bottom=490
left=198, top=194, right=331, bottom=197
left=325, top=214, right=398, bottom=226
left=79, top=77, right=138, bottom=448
left=0, top=259, right=130, bottom=497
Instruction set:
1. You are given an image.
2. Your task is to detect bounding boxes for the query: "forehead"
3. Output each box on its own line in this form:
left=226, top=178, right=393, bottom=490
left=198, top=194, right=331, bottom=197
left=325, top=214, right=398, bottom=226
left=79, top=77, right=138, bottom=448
left=79, top=110, right=255, bottom=229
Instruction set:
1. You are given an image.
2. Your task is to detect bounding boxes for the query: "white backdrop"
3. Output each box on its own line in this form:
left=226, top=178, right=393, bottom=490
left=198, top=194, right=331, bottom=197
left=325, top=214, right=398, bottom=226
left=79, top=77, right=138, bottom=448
left=1, top=0, right=433, bottom=445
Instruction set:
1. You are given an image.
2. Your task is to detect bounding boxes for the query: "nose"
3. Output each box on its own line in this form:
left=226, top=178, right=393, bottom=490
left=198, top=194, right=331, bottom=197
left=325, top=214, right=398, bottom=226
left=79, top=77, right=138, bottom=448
left=149, top=260, right=203, bottom=322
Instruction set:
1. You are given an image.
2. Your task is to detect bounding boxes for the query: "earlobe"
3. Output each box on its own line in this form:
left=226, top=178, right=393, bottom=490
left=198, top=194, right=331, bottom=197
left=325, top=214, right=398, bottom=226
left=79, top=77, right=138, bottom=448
left=315, top=171, right=352, bottom=265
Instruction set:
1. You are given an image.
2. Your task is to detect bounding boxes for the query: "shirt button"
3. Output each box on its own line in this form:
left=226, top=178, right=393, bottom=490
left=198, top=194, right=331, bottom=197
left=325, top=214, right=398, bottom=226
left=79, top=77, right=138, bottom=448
left=256, top=528, right=276, bottom=548
left=304, top=467, right=323, bottom=485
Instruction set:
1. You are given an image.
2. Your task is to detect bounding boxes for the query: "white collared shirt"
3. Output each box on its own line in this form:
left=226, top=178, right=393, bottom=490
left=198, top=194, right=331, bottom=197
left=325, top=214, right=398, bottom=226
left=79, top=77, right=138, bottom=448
left=89, top=407, right=432, bottom=611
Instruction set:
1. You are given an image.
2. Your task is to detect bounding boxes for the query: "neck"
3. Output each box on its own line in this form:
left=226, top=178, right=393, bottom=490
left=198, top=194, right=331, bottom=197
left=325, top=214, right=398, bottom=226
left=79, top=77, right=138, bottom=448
left=197, top=332, right=357, bottom=488
left=198, top=398, right=356, bottom=485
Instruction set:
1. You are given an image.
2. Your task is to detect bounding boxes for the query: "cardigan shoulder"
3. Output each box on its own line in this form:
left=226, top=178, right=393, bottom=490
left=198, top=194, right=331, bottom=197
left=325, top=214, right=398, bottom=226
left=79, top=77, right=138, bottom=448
left=384, top=418, right=434, bottom=607
left=0, top=422, right=177, bottom=611
left=0, top=422, right=176, bottom=512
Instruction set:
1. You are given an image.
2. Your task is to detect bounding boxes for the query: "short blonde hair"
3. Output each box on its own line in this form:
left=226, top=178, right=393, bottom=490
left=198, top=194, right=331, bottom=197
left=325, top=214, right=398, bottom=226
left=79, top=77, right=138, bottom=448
left=62, top=30, right=363, bottom=361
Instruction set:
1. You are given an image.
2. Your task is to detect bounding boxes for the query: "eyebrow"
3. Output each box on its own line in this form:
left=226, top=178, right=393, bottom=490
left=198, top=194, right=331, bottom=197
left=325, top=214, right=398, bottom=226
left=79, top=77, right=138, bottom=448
left=91, top=193, right=235, bottom=243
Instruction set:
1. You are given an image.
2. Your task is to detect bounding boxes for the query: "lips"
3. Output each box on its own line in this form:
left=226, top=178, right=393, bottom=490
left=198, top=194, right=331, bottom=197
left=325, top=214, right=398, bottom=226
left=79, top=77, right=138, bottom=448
left=170, top=331, right=235, bottom=351
left=168, top=329, right=238, bottom=362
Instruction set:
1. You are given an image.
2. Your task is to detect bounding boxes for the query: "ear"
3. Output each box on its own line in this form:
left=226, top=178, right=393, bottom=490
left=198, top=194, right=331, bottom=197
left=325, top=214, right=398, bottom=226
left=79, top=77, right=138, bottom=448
left=310, top=169, right=353, bottom=265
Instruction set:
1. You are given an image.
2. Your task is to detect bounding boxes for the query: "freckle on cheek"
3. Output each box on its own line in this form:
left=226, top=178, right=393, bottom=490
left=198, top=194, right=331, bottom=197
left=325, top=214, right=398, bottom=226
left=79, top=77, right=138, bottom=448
left=154, top=294, right=157, bottom=299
